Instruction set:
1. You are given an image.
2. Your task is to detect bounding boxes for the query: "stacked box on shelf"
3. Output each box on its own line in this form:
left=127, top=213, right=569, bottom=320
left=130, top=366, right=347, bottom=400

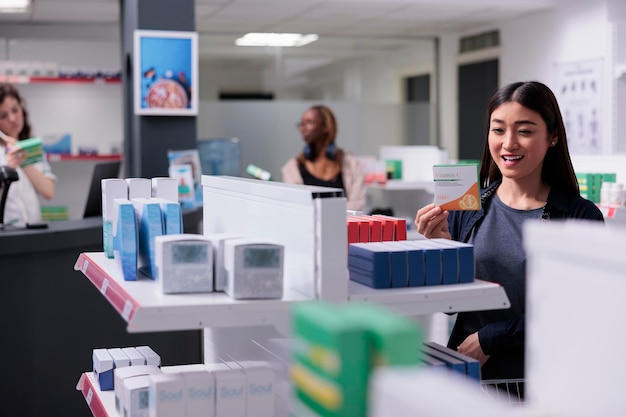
left=107, top=176, right=187, bottom=281
left=291, top=302, right=422, bottom=417
left=348, top=239, right=474, bottom=289
left=346, top=214, right=406, bottom=244
left=421, top=345, right=465, bottom=374
left=422, top=342, right=480, bottom=381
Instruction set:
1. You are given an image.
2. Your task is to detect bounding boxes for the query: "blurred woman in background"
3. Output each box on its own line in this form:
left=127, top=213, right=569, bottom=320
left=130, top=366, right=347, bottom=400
left=0, top=83, right=56, bottom=226
left=281, top=104, right=365, bottom=211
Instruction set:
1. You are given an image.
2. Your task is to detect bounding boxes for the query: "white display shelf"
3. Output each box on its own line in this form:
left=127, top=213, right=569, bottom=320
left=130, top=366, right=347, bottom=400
left=76, top=251, right=511, bottom=332
left=74, top=252, right=311, bottom=333
left=348, top=279, right=510, bottom=316
left=76, top=372, right=116, bottom=417
left=367, top=180, right=434, bottom=193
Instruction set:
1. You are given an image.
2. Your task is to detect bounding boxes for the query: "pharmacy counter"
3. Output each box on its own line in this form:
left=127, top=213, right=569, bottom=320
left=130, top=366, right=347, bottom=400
left=0, top=217, right=202, bottom=417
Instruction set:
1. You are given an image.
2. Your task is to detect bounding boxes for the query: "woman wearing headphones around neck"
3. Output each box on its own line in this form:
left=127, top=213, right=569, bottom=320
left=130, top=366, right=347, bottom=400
left=0, top=83, right=56, bottom=226
left=281, top=104, right=366, bottom=211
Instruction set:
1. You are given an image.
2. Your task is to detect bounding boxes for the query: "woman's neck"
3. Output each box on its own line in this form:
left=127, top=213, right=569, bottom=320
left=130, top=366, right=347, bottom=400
left=497, top=176, right=550, bottom=210
left=304, top=155, right=340, bottom=181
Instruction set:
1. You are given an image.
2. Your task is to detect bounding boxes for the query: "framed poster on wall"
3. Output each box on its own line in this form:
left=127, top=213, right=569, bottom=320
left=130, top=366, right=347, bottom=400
left=554, top=59, right=603, bottom=154
left=133, top=30, right=198, bottom=116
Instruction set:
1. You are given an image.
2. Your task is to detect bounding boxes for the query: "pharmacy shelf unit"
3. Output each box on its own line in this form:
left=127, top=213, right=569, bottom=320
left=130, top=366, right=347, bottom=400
left=76, top=373, right=115, bottom=417
left=367, top=179, right=434, bottom=193
left=75, top=252, right=510, bottom=333
left=74, top=252, right=310, bottom=333
left=349, top=280, right=509, bottom=316
left=75, top=176, right=511, bottom=417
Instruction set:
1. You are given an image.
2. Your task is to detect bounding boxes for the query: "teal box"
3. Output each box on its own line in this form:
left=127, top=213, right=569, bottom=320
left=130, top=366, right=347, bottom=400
left=132, top=198, right=164, bottom=279
left=113, top=199, right=138, bottom=281
left=15, top=137, right=44, bottom=166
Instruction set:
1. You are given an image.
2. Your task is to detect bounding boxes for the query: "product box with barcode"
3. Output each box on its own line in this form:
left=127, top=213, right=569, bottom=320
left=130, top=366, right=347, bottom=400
left=433, top=164, right=480, bottom=211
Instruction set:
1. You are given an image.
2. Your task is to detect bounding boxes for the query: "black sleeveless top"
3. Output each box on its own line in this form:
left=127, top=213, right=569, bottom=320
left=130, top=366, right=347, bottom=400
left=299, top=163, right=345, bottom=191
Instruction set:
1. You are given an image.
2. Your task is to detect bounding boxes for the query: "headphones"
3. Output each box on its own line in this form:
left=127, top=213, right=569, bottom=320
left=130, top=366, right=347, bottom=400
left=304, top=142, right=337, bottom=161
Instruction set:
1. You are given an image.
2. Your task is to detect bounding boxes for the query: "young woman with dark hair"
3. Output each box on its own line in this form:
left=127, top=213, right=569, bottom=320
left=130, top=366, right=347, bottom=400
left=0, top=83, right=56, bottom=225
left=414, top=81, right=603, bottom=392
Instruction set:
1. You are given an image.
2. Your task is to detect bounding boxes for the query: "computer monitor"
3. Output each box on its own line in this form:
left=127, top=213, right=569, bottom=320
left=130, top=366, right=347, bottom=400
left=83, top=161, right=122, bottom=218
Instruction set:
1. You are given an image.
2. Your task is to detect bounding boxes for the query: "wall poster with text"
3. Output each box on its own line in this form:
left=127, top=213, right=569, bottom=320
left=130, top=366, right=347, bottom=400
left=554, top=59, right=603, bottom=154
left=134, top=30, right=198, bottom=116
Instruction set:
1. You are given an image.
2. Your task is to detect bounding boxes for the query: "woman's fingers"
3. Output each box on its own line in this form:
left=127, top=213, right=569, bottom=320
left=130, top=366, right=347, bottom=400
left=415, top=205, right=450, bottom=238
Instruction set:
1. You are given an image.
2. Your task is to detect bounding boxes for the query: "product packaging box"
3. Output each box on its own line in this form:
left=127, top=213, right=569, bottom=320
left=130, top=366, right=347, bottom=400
left=413, top=239, right=458, bottom=285
left=136, top=346, right=161, bottom=367
left=346, top=219, right=359, bottom=244
left=93, top=348, right=114, bottom=391
left=433, top=164, right=481, bottom=211
left=421, top=345, right=466, bottom=375
left=112, top=198, right=138, bottom=281
left=363, top=216, right=383, bottom=242
left=114, top=365, right=161, bottom=411
left=424, top=341, right=481, bottom=381
left=371, top=214, right=407, bottom=240
left=14, top=136, right=44, bottom=166
left=223, top=238, right=284, bottom=300
left=122, top=347, right=147, bottom=366
left=239, top=361, right=275, bottom=417
left=152, top=197, right=183, bottom=235
left=375, top=242, right=409, bottom=288
left=291, top=302, right=370, bottom=417
left=155, top=234, right=213, bottom=294
left=132, top=198, right=165, bottom=279
left=421, top=353, right=447, bottom=370
left=101, top=179, right=127, bottom=258
left=430, top=238, right=475, bottom=283
left=122, top=375, right=152, bottom=417
left=372, top=215, right=395, bottom=241
left=347, top=216, right=371, bottom=243
left=204, top=233, right=247, bottom=292
left=108, top=347, right=131, bottom=370
left=348, top=243, right=391, bottom=289
left=161, top=364, right=216, bottom=417
left=389, top=241, right=426, bottom=287
left=342, top=304, right=423, bottom=367
left=205, top=363, right=246, bottom=417
left=151, top=177, right=179, bottom=202
left=183, top=369, right=216, bottom=417
left=126, top=178, right=152, bottom=200
left=149, top=373, right=185, bottom=417
left=169, top=164, right=196, bottom=207
left=401, top=240, right=441, bottom=286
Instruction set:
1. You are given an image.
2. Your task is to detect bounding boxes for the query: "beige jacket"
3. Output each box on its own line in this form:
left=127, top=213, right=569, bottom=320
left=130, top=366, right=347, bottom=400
left=280, top=153, right=366, bottom=211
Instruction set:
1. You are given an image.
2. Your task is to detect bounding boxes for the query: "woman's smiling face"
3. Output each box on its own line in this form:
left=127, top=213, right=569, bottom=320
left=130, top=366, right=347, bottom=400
left=0, top=95, right=25, bottom=139
left=488, top=101, right=556, bottom=183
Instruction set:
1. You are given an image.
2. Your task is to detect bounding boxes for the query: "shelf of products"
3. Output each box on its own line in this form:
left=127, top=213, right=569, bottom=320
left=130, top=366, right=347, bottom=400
left=76, top=373, right=115, bottom=417
left=47, top=154, right=122, bottom=162
left=76, top=251, right=510, bottom=333
left=74, top=252, right=311, bottom=333
left=348, top=279, right=510, bottom=315
left=367, top=179, right=434, bottom=193
left=0, top=74, right=121, bottom=84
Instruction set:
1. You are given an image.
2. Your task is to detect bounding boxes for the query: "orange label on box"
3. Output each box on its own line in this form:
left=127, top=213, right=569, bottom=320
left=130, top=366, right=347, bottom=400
left=433, top=164, right=481, bottom=211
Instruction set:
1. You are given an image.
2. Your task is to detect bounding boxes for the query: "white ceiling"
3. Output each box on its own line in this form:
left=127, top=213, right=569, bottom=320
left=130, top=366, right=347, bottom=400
left=0, top=0, right=571, bottom=71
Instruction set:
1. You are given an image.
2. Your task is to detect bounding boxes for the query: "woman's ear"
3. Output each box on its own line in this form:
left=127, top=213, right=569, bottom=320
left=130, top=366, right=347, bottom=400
left=550, top=136, right=558, bottom=146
